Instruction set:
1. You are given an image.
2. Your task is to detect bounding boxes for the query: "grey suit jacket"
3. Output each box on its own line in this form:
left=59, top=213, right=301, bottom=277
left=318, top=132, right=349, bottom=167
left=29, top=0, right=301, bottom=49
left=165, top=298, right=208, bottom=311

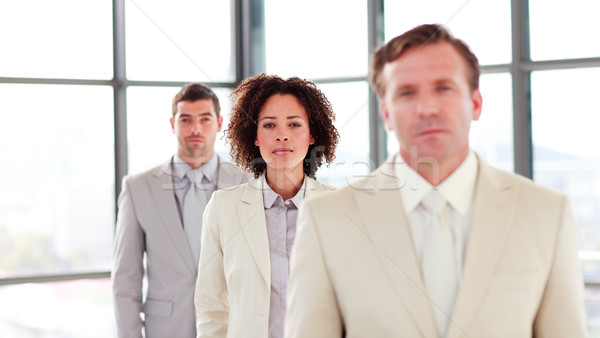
left=112, top=155, right=249, bottom=338
left=285, top=155, right=587, bottom=338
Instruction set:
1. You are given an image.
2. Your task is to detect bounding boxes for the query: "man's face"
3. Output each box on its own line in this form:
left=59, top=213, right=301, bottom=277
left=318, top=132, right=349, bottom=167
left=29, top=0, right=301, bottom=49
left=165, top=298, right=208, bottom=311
left=380, top=41, right=482, bottom=169
left=170, top=99, right=222, bottom=160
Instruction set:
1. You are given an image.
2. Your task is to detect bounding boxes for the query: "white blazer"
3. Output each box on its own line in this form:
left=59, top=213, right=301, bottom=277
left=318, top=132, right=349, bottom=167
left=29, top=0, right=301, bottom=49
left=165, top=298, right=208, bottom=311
left=194, top=176, right=333, bottom=338
left=284, top=156, right=587, bottom=338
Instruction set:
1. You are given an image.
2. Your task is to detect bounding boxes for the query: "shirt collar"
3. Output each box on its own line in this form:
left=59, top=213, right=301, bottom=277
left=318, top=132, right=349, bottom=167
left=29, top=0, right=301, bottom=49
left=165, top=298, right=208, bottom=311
left=262, top=174, right=306, bottom=209
left=172, top=153, right=219, bottom=184
left=396, top=151, right=478, bottom=216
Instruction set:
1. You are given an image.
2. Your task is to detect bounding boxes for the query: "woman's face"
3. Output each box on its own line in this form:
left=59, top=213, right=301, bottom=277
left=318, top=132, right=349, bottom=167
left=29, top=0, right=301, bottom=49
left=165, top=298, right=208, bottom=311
left=255, top=94, right=315, bottom=176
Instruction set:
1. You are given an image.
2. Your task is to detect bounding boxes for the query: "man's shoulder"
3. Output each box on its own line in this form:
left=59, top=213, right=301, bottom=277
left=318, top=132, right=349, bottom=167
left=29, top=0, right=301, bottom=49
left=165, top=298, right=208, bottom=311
left=120, top=160, right=175, bottom=197
left=216, top=156, right=251, bottom=188
left=303, top=175, right=373, bottom=211
left=126, top=161, right=169, bottom=182
left=479, top=160, right=566, bottom=201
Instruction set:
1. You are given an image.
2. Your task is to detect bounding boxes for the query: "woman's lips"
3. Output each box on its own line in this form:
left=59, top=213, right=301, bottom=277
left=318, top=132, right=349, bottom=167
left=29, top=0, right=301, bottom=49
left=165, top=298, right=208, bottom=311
left=273, top=148, right=292, bottom=155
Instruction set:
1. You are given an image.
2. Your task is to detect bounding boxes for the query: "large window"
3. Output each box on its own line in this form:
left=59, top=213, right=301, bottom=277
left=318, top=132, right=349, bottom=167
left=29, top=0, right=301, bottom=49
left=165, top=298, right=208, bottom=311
left=0, top=0, right=113, bottom=79
left=1, top=0, right=599, bottom=335
left=125, top=0, right=235, bottom=82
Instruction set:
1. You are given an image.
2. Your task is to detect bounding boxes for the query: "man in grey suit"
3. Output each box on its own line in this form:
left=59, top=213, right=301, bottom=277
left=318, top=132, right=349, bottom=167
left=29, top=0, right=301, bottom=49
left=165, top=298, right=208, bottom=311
left=112, top=83, right=248, bottom=338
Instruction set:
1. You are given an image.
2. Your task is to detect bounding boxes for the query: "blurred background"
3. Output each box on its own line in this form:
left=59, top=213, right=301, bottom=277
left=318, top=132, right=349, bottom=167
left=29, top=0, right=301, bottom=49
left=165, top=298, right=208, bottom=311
left=1, top=0, right=599, bottom=336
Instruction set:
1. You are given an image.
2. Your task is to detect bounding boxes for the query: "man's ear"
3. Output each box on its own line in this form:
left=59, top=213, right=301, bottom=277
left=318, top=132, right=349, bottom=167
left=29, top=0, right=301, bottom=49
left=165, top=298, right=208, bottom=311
left=471, top=89, right=483, bottom=121
left=217, top=116, right=224, bottom=132
left=170, top=117, right=175, bottom=133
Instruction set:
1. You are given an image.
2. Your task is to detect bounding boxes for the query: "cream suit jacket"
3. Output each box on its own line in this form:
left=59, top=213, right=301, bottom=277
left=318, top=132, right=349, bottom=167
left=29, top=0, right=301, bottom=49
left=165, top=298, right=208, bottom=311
left=285, top=156, right=587, bottom=338
left=194, top=176, right=333, bottom=338
left=112, top=156, right=248, bottom=338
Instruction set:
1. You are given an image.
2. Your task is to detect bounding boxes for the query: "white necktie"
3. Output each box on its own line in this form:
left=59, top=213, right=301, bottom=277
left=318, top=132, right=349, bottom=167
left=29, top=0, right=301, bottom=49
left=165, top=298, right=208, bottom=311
left=421, top=191, right=458, bottom=337
left=183, top=170, right=206, bottom=268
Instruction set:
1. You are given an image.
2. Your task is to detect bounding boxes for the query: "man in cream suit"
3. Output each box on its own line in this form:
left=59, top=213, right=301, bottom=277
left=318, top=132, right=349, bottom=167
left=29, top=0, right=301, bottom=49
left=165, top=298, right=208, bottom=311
left=112, top=83, right=248, bottom=338
left=285, top=24, right=587, bottom=337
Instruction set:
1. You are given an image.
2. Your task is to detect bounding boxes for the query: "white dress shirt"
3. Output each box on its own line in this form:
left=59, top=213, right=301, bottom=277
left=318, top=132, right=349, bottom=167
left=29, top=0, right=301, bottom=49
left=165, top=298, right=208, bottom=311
left=262, top=175, right=306, bottom=338
left=395, top=151, right=478, bottom=278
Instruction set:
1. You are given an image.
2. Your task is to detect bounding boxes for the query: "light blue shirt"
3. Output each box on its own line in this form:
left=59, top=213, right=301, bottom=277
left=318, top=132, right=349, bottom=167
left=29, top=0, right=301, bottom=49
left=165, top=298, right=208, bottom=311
left=171, top=153, right=219, bottom=223
left=261, top=175, right=306, bottom=338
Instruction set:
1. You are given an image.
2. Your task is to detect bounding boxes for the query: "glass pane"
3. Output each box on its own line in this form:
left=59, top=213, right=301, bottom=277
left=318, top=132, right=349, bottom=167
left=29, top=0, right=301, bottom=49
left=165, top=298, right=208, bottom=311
left=0, top=279, right=115, bottom=337
left=264, top=0, right=368, bottom=79
left=530, top=0, right=600, bottom=61
left=315, top=82, right=371, bottom=187
left=531, top=68, right=600, bottom=274
left=125, top=0, right=234, bottom=82
left=384, top=0, right=511, bottom=65
left=0, top=0, right=113, bottom=79
left=585, top=285, right=600, bottom=335
left=0, top=84, right=115, bottom=277
left=127, top=86, right=234, bottom=175
left=386, top=73, right=513, bottom=172
left=470, top=73, right=514, bottom=172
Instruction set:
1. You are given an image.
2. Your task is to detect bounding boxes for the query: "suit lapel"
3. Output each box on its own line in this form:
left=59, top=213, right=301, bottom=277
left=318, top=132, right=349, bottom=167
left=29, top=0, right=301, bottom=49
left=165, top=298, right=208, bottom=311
left=238, top=177, right=271, bottom=284
left=447, top=160, right=517, bottom=338
left=236, top=177, right=329, bottom=287
left=150, top=159, right=196, bottom=272
left=354, top=159, right=438, bottom=337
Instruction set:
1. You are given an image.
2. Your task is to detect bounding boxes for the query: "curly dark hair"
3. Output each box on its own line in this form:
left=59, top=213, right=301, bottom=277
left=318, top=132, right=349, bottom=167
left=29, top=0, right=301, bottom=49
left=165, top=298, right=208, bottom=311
left=227, top=74, right=339, bottom=178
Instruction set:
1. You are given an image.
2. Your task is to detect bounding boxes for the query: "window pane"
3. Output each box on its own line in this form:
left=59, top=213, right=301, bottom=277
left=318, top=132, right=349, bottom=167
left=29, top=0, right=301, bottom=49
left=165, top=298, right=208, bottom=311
left=0, top=279, right=114, bottom=337
left=531, top=68, right=600, bottom=273
left=529, top=0, right=600, bottom=61
left=264, top=0, right=368, bottom=79
left=470, top=73, right=514, bottom=172
left=126, top=0, right=234, bottom=82
left=0, top=0, right=113, bottom=79
left=0, top=84, right=115, bottom=277
left=384, top=0, right=511, bottom=65
left=585, top=286, right=600, bottom=335
left=315, top=82, right=371, bottom=187
left=127, top=86, right=234, bottom=175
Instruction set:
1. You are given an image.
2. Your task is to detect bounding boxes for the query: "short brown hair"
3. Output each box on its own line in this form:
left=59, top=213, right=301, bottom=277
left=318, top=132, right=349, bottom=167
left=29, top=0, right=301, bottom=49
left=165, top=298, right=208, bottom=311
left=370, top=24, right=480, bottom=98
left=227, top=74, right=339, bottom=178
left=172, top=83, right=221, bottom=118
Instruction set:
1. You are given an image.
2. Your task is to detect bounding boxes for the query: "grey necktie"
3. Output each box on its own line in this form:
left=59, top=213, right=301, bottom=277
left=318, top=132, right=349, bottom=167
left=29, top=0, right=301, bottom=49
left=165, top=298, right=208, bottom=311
left=421, top=191, right=458, bottom=337
left=183, top=169, right=206, bottom=267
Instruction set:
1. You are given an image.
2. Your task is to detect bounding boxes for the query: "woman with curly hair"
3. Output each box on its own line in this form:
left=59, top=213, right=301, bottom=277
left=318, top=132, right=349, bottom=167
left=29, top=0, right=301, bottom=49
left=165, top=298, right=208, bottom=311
left=194, top=74, right=339, bottom=338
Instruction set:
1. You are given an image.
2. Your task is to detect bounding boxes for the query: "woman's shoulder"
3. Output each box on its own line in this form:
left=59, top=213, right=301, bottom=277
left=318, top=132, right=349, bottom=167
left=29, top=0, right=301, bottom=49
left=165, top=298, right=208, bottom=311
left=214, top=182, right=249, bottom=198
